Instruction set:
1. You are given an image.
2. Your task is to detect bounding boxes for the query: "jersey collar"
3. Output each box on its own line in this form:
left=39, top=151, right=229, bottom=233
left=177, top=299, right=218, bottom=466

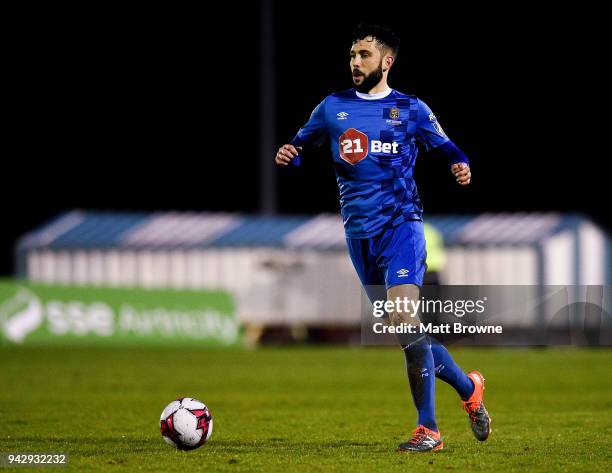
left=355, top=87, right=393, bottom=100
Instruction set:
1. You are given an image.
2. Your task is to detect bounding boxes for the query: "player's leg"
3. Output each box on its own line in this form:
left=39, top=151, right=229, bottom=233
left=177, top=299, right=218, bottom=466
left=386, top=283, right=443, bottom=452
left=345, top=236, right=386, bottom=301
left=429, top=339, right=491, bottom=440
left=422, top=275, right=477, bottom=399
left=421, top=283, right=471, bottom=395
left=429, top=340, right=474, bottom=399
left=387, top=284, right=437, bottom=431
left=386, top=220, right=490, bottom=441
left=347, top=222, right=445, bottom=451
left=378, top=220, right=442, bottom=451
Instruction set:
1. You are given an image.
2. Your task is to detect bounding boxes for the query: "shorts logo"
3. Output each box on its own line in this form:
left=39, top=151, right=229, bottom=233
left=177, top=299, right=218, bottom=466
left=397, top=268, right=410, bottom=277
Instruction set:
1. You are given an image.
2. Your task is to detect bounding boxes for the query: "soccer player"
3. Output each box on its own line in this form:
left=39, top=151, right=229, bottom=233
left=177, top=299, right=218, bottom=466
left=275, top=23, right=491, bottom=452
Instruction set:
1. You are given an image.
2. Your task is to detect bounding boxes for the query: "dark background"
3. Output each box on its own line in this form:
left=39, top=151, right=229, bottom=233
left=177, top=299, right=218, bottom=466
left=3, top=3, right=608, bottom=275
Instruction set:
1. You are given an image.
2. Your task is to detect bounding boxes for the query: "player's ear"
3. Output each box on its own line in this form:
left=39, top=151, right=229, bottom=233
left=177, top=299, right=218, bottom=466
left=383, top=55, right=394, bottom=72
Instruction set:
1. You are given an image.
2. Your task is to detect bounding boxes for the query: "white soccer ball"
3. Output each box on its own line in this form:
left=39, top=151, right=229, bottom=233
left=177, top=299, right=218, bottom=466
left=159, top=397, right=213, bottom=450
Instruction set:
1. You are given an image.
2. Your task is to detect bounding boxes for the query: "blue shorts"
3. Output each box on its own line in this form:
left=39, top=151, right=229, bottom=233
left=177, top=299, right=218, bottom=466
left=346, top=219, right=427, bottom=291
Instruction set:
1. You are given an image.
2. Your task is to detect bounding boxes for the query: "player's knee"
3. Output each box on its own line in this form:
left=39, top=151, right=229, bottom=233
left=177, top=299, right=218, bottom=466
left=388, top=309, right=414, bottom=327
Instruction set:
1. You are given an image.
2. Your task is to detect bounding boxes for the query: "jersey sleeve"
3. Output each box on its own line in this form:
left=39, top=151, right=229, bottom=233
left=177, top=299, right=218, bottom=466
left=415, top=99, right=450, bottom=151
left=290, top=98, right=327, bottom=147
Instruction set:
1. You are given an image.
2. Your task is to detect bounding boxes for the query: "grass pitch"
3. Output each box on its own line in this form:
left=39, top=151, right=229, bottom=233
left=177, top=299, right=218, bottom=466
left=1, top=346, right=611, bottom=472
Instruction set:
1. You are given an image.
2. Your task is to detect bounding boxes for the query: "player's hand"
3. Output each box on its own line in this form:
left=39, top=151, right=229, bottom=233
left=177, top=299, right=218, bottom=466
left=451, top=162, right=471, bottom=185
left=275, top=144, right=301, bottom=166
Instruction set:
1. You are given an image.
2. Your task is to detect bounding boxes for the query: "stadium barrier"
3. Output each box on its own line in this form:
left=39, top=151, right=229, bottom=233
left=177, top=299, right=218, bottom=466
left=14, top=212, right=611, bottom=333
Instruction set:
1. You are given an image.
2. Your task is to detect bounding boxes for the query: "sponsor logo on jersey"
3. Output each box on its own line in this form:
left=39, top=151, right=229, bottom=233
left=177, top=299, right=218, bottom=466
left=338, top=128, right=400, bottom=165
left=386, top=119, right=402, bottom=126
left=339, top=128, right=368, bottom=164
left=337, top=112, right=349, bottom=120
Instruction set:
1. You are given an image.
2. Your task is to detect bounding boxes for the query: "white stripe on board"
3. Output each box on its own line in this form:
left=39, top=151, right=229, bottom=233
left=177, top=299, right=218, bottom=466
left=120, top=213, right=241, bottom=247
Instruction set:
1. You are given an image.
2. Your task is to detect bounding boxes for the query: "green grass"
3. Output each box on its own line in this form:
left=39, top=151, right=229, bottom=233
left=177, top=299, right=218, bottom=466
left=1, top=346, right=611, bottom=472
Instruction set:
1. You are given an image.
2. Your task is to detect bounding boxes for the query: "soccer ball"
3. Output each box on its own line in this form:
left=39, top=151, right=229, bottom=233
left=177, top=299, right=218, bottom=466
left=159, top=397, right=213, bottom=450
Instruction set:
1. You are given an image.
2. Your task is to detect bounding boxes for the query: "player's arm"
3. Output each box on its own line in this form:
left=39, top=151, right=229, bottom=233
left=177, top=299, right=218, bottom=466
left=416, top=99, right=471, bottom=185
left=275, top=99, right=327, bottom=166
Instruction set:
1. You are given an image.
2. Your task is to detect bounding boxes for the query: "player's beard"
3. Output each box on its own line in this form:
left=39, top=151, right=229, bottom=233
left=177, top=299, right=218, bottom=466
left=353, top=60, right=384, bottom=93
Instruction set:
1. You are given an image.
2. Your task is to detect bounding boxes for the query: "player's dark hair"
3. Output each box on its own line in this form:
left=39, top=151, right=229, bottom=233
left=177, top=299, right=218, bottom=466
left=352, top=23, right=400, bottom=57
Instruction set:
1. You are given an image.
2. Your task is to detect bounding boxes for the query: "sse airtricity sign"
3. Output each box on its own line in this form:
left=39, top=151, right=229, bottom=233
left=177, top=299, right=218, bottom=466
left=0, top=281, right=240, bottom=346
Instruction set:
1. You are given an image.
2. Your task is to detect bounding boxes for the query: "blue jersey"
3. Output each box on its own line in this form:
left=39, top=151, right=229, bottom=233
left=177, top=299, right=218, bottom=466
left=291, top=88, right=449, bottom=238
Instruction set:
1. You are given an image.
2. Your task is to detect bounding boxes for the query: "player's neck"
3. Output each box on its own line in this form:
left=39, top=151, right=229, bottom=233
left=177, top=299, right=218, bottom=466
left=367, top=80, right=390, bottom=95
left=355, top=81, right=392, bottom=100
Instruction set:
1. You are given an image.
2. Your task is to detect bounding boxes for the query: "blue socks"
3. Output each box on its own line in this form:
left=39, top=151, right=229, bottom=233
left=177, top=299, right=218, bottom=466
left=430, top=341, right=474, bottom=400
left=403, top=338, right=437, bottom=431
left=403, top=338, right=475, bottom=432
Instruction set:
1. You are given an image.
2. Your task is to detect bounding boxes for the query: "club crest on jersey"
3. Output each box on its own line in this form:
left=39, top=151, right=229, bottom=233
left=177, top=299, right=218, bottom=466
left=385, top=107, right=402, bottom=126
